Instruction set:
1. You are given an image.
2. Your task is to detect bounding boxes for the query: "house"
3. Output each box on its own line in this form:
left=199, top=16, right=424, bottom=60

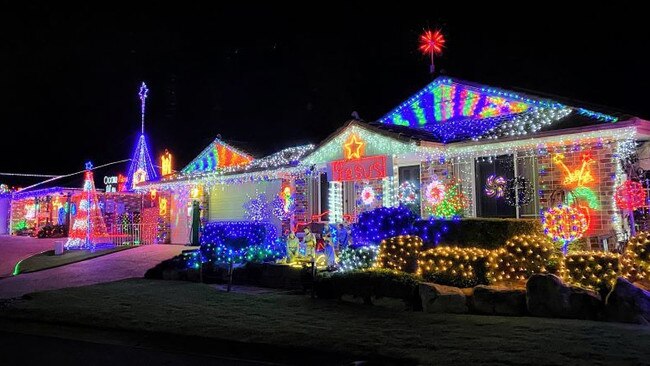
left=139, top=77, right=650, bottom=249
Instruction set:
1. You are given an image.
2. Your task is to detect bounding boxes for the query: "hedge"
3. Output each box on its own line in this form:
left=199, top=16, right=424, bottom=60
left=417, top=247, right=492, bottom=288
left=488, top=234, right=560, bottom=283
left=377, top=235, right=423, bottom=273
left=315, top=269, right=421, bottom=307
left=564, top=251, right=621, bottom=291
left=410, top=217, right=542, bottom=249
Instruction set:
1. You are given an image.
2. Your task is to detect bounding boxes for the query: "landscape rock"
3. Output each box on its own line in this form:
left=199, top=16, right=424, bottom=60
left=526, top=273, right=602, bottom=320
left=420, top=282, right=467, bottom=314
left=472, top=285, right=527, bottom=316
left=605, top=277, right=650, bottom=325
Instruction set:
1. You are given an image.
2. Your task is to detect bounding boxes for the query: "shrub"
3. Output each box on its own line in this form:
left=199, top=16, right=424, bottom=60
left=410, top=217, right=541, bottom=249
left=622, top=231, right=650, bottom=283
left=417, top=247, right=491, bottom=287
left=315, top=268, right=421, bottom=306
left=487, top=234, right=559, bottom=283
left=200, top=221, right=280, bottom=263
left=377, top=235, right=423, bottom=273
left=351, top=206, right=416, bottom=246
left=339, top=245, right=379, bottom=272
left=563, top=251, right=621, bottom=291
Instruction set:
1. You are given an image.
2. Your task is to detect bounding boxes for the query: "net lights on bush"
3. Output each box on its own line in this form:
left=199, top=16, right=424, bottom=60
left=427, top=179, right=468, bottom=219
left=360, top=185, right=376, bottom=205
left=200, top=221, right=280, bottom=264
left=542, top=204, right=588, bottom=254
left=378, top=235, right=423, bottom=273
left=484, top=175, right=506, bottom=198
left=417, top=246, right=492, bottom=288
left=563, top=251, right=620, bottom=291
left=339, top=245, right=379, bottom=272
left=622, top=231, right=650, bottom=283
left=487, top=234, right=558, bottom=283
left=351, top=206, right=416, bottom=245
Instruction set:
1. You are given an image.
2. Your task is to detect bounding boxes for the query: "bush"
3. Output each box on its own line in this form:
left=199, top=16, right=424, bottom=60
left=410, top=217, right=541, bottom=249
left=563, top=251, right=621, bottom=291
left=315, top=268, right=421, bottom=306
left=378, top=235, right=423, bottom=273
left=622, top=231, right=650, bottom=283
left=487, top=234, right=559, bottom=283
left=200, top=221, right=280, bottom=263
left=37, top=224, right=68, bottom=238
left=339, top=245, right=379, bottom=272
left=417, top=247, right=491, bottom=287
left=351, top=206, right=416, bottom=246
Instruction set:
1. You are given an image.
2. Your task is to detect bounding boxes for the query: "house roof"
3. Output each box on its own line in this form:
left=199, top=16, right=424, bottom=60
left=376, top=77, right=627, bottom=143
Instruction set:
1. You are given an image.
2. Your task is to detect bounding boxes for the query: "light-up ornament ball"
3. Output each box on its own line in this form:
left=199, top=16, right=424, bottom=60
left=615, top=180, right=646, bottom=211
left=542, top=204, right=588, bottom=254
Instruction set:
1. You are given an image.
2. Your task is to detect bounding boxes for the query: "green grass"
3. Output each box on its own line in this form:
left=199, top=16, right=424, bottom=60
left=1, top=279, right=649, bottom=365
left=13, top=246, right=134, bottom=274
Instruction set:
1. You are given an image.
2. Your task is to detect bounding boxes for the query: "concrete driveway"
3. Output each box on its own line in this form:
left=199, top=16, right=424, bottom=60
left=0, top=244, right=189, bottom=299
left=0, top=236, right=60, bottom=278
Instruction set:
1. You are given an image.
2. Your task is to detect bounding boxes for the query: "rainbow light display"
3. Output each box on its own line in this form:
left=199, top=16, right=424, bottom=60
left=182, top=139, right=253, bottom=174
left=378, top=78, right=615, bottom=143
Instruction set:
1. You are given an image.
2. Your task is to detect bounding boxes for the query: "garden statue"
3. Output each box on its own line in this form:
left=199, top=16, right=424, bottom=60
left=286, top=230, right=300, bottom=263
left=323, top=225, right=338, bottom=267
left=303, top=227, right=317, bottom=259
left=337, top=223, right=349, bottom=250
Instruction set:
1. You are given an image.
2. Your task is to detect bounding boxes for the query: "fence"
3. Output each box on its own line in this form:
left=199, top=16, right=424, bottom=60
left=109, top=223, right=157, bottom=246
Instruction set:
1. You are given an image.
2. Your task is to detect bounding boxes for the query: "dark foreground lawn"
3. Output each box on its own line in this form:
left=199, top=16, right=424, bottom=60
left=1, top=279, right=649, bottom=365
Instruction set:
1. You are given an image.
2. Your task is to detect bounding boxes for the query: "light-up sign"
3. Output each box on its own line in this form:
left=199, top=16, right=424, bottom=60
left=161, top=150, right=173, bottom=176
left=328, top=155, right=392, bottom=182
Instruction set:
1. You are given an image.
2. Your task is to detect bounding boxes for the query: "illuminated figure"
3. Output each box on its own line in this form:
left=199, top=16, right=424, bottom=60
left=286, top=231, right=300, bottom=263
left=322, top=225, right=337, bottom=266
left=303, top=227, right=317, bottom=259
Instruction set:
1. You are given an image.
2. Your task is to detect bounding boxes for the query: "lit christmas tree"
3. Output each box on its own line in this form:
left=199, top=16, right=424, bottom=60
left=126, top=82, right=158, bottom=191
left=65, top=162, right=110, bottom=249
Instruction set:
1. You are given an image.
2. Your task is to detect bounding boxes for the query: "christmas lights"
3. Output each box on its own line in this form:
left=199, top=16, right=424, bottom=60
left=542, top=204, right=588, bottom=254
left=615, top=180, right=646, bottom=211
left=417, top=246, right=492, bottom=287
left=181, top=138, right=253, bottom=174
left=622, top=231, right=650, bottom=282
left=504, top=177, right=533, bottom=207
left=378, top=235, right=423, bottom=273
left=126, top=83, right=158, bottom=190
left=65, top=166, right=110, bottom=249
left=563, top=251, right=620, bottom=291
left=425, top=179, right=446, bottom=204
left=161, top=149, right=173, bottom=176
left=397, top=181, right=418, bottom=205
left=200, top=221, right=278, bottom=264
left=338, top=245, right=379, bottom=272
left=484, top=175, right=506, bottom=198
left=360, top=186, right=376, bottom=205
left=487, top=234, right=558, bottom=283
left=351, top=206, right=415, bottom=245
left=328, top=181, right=343, bottom=223
left=426, top=179, right=467, bottom=219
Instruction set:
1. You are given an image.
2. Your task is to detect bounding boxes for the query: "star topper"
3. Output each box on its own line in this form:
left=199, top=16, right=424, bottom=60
left=139, top=82, right=149, bottom=102
left=85, top=161, right=93, bottom=170
left=344, top=134, right=365, bottom=159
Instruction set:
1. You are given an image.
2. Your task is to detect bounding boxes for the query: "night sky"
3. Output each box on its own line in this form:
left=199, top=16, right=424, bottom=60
left=2, top=4, right=649, bottom=188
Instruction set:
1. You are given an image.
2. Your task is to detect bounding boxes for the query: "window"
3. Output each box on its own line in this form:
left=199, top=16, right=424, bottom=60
left=475, top=155, right=516, bottom=218
left=398, top=165, right=421, bottom=215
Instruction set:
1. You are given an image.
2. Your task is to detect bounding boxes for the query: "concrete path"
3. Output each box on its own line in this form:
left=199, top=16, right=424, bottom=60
left=0, top=236, right=60, bottom=278
left=0, top=244, right=188, bottom=299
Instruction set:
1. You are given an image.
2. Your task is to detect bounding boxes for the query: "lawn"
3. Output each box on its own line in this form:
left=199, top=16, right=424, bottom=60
left=2, top=279, right=649, bottom=365
left=13, top=246, right=134, bottom=274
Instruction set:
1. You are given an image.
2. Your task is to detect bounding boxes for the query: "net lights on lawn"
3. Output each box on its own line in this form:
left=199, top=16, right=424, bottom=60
left=417, top=246, right=492, bottom=287
left=542, top=204, right=588, bottom=254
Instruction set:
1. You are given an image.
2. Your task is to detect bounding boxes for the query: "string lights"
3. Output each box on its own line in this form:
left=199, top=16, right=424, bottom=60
left=563, top=251, right=620, bottom=291
left=127, top=82, right=158, bottom=190
left=378, top=235, right=423, bottom=273
left=542, top=204, right=588, bottom=254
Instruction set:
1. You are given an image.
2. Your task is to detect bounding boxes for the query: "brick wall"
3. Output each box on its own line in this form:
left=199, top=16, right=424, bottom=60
left=537, top=141, right=621, bottom=247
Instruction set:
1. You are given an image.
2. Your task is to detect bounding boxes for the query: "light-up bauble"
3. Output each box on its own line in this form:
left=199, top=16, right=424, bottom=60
left=542, top=204, right=588, bottom=254
left=615, top=180, right=647, bottom=211
left=425, top=180, right=446, bottom=205
left=484, top=175, right=506, bottom=198
left=361, top=186, right=376, bottom=205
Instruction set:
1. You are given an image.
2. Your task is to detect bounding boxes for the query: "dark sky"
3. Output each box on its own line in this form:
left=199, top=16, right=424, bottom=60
left=1, top=4, right=649, bottom=188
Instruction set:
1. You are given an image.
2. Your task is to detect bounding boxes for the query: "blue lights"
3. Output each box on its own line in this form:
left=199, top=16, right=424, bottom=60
left=200, top=221, right=282, bottom=264
left=351, top=206, right=416, bottom=246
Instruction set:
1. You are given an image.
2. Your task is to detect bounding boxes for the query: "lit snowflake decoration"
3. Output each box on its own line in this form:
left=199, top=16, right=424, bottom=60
left=361, top=186, right=375, bottom=205
left=398, top=181, right=418, bottom=205
left=425, top=180, right=446, bottom=205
